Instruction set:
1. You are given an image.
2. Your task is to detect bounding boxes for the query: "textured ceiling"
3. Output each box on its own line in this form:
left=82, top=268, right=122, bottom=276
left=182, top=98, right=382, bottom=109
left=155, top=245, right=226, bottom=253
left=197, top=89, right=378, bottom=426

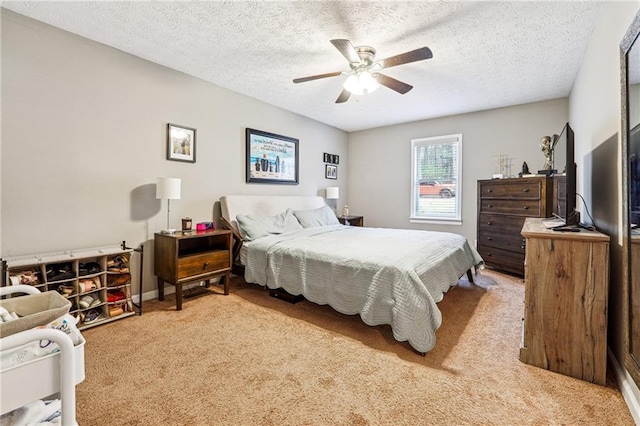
left=2, top=1, right=603, bottom=132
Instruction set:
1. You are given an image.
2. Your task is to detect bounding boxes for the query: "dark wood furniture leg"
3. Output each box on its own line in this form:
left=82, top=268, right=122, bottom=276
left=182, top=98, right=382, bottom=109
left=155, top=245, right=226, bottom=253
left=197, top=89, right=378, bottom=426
left=176, top=283, right=183, bottom=311
left=222, top=271, right=230, bottom=295
left=158, top=277, right=165, bottom=301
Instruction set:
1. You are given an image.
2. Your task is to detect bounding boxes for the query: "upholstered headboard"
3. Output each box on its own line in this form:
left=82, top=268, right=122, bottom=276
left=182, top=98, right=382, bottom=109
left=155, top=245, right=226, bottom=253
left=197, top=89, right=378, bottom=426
left=220, top=195, right=326, bottom=232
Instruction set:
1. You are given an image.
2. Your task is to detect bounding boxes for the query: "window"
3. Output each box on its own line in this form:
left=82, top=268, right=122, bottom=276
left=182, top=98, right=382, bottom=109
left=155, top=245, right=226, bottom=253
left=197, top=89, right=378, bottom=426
left=410, top=134, right=462, bottom=224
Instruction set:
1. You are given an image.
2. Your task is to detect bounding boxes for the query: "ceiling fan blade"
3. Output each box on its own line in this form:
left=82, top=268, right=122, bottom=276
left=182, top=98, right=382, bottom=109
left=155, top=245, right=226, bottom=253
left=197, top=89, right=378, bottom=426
left=336, top=89, right=351, bottom=103
left=378, top=46, right=433, bottom=69
left=293, top=71, right=343, bottom=84
left=330, top=39, right=361, bottom=64
left=375, top=73, right=413, bottom=94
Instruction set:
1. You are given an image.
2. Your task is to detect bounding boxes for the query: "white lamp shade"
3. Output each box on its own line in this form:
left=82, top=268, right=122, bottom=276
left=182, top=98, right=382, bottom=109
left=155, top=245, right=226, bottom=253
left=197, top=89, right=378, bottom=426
left=326, top=187, right=339, bottom=200
left=156, top=177, right=181, bottom=200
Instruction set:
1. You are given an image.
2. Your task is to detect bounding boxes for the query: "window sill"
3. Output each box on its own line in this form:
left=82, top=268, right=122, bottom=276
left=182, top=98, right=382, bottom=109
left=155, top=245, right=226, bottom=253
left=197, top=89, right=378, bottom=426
left=409, top=217, right=462, bottom=226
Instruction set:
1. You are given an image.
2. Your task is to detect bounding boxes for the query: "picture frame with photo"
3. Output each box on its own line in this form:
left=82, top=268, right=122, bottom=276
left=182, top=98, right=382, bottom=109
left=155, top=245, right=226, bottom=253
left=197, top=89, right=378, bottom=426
left=325, top=164, right=338, bottom=180
left=167, top=123, right=196, bottom=163
left=246, top=128, right=299, bottom=184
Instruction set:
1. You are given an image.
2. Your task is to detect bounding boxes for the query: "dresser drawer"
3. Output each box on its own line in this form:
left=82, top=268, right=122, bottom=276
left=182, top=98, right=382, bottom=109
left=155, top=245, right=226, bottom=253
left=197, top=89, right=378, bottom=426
left=177, top=250, right=230, bottom=279
left=479, top=181, right=542, bottom=199
left=478, top=230, right=525, bottom=253
left=478, top=213, right=527, bottom=234
left=479, top=199, right=542, bottom=216
left=477, top=244, right=524, bottom=275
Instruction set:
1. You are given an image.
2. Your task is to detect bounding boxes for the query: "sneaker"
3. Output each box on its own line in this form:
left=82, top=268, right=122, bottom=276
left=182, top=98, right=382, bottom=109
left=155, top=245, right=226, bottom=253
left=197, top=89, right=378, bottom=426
left=83, top=309, right=102, bottom=323
left=79, top=295, right=94, bottom=309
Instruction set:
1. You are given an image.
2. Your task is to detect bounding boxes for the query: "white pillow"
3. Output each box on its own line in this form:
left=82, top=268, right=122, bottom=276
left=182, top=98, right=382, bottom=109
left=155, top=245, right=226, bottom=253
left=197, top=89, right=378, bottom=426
left=293, top=205, right=340, bottom=228
left=236, top=209, right=303, bottom=241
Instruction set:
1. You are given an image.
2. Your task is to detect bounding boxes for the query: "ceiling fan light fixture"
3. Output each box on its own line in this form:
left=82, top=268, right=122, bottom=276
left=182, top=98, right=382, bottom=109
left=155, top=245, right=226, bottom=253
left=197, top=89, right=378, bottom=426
left=343, top=71, right=380, bottom=95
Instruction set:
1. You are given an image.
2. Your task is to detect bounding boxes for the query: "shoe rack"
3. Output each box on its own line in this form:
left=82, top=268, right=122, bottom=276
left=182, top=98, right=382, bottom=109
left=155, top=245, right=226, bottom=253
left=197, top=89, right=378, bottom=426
left=1, top=242, right=141, bottom=330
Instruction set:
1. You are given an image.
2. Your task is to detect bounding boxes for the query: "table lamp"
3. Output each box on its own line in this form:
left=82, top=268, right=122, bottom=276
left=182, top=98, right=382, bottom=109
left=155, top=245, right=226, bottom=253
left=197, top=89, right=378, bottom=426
left=326, top=187, right=339, bottom=215
left=156, top=177, right=181, bottom=234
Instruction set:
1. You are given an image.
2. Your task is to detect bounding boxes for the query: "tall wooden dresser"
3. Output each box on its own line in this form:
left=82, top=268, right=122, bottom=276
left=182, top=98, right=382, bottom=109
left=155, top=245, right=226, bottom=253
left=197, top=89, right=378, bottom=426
left=477, top=177, right=552, bottom=276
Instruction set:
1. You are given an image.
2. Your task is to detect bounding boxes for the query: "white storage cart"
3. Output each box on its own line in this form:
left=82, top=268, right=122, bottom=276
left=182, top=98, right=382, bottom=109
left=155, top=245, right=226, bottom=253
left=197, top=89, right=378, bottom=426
left=0, top=285, right=85, bottom=425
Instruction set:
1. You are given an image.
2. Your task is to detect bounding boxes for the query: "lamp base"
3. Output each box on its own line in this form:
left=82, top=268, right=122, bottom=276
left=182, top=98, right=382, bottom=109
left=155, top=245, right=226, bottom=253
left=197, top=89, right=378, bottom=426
left=160, top=228, right=177, bottom=235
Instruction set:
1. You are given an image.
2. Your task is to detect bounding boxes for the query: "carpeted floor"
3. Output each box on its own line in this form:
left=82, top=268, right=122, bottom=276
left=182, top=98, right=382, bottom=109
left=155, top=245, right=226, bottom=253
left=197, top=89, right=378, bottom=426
left=76, top=270, right=634, bottom=425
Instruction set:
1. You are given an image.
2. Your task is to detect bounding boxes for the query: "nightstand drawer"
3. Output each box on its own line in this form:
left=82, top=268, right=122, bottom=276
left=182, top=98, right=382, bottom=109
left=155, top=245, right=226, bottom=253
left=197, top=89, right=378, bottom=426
left=177, top=251, right=229, bottom=279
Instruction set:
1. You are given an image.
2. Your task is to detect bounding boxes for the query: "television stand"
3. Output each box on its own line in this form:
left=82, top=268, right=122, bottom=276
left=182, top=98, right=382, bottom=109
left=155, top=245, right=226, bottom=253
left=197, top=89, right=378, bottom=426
left=520, top=218, right=609, bottom=384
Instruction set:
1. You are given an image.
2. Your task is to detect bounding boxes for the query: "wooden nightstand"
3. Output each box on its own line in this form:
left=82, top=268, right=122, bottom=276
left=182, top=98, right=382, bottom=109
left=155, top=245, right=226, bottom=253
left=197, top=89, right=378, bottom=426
left=338, top=215, right=364, bottom=227
left=154, top=230, right=232, bottom=310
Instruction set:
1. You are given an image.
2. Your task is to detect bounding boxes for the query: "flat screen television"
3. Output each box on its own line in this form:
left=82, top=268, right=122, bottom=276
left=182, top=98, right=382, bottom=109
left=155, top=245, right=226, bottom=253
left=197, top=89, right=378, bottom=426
left=552, top=122, right=579, bottom=229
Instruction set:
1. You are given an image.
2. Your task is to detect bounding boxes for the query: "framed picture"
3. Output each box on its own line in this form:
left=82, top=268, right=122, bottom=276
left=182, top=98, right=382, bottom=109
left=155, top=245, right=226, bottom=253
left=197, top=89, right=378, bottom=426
left=325, top=164, right=338, bottom=180
left=323, top=153, right=330, bottom=163
left=167, top=123, right=196, bottom=163
left=334, top=155, right=340, bottom=165
left=246, top=128, right=299, bottom=184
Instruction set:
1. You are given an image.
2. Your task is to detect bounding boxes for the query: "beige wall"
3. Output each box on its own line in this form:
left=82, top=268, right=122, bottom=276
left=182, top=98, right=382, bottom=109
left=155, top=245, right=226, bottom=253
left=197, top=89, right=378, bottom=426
left=570, top=1, right=640, bottom=414
left=0, top=10, right=348, bottom=291
left=347, top=98, right=568, bottom=243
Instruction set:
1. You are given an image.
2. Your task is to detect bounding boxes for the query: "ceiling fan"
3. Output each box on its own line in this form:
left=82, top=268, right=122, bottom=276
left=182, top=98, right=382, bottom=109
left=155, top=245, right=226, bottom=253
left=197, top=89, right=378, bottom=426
left=293, top=39, right=433, bottom=103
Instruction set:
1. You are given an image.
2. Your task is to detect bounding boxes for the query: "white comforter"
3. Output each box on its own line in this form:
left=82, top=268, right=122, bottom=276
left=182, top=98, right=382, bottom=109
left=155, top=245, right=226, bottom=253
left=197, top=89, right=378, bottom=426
left=244, top=225, right=483, bottom=353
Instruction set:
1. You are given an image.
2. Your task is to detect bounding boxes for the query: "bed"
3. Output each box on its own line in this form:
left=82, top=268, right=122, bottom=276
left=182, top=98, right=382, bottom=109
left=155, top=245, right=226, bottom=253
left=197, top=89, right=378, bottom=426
left=220, top=195, right=483, bottom=354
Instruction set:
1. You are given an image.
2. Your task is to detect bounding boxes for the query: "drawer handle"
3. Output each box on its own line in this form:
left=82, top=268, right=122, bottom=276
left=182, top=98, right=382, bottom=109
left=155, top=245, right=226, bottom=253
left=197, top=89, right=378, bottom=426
left=202, top=262, right=209, bottom=269
left=487, top=237, right=492, bottom=241
left=486, top=252, right=492, bottom=257
left=487, top=221, right=492, bottom=225
left=488, top=204, right=493, bottom=208
left=523, top=188, right=529, bottom=192
left=487, top=189, right=493, bottom=193
left=523, top=206, right=529, bottom=210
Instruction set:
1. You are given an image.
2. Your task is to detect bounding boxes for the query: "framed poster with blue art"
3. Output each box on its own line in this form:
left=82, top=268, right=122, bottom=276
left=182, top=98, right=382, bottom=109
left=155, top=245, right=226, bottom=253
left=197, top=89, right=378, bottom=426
left=246, top=128, right=299, bottom=184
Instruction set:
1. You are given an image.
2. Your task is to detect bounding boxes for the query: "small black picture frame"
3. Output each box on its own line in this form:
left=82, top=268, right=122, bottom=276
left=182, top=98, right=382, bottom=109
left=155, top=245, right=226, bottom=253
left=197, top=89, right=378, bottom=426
left=167, top=123, right=196, bottom=163
left=325, top=164, right=337, bottom=180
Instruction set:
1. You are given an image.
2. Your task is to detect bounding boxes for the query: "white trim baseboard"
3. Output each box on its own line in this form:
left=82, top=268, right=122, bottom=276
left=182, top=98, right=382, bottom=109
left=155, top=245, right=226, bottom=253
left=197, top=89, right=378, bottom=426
left=609, top=348, right=640, bottom=425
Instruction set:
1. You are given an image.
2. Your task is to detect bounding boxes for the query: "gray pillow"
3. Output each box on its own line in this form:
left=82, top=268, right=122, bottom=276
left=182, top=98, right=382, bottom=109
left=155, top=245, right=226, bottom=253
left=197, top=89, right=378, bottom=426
left=293, top=205, right=340, bottom=228
left=236, top=209, right=303, bottom=241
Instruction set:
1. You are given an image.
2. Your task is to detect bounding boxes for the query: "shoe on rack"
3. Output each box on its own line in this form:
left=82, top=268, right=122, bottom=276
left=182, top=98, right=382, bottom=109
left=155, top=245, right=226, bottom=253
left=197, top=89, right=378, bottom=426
left=108, top=255, right=130, bottom=273
left=107, top=291, right=126, bottom=303
left=109, top=306, right=124, bottom=317
left=83, top=309, right=102, bottom=324
left=57, top=284, right=74, bottom=296
left=107, top=273, right=131, bottom=287
left=79, top=295, right=94, bottom=309
left=15, top=270, right=39, bottom=285
left=78, top=279, right=96, bottom=293
left=47, top=262, right=74, bottom=281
